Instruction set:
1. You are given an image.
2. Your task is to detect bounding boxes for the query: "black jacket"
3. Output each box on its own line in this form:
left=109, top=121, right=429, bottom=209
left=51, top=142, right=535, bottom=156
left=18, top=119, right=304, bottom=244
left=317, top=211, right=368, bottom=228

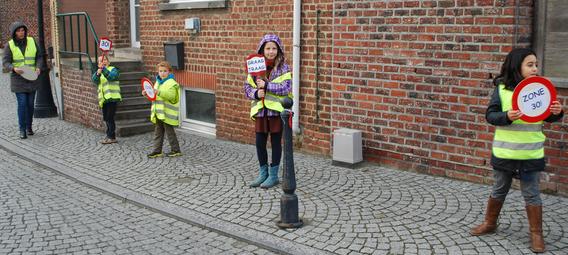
left=486, top=86, right=564, bottom=172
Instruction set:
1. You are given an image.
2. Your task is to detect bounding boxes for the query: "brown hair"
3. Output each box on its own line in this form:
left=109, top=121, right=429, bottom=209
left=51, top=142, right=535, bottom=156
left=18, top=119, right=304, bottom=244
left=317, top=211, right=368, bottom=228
left=157, top=61, right=172, bottom=71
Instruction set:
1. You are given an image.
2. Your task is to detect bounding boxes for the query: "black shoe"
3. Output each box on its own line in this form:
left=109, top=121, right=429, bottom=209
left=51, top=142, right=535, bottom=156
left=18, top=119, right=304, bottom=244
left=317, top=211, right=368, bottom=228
left=166, top=151, right=182, bottom=157
left=147, top=151, right=163, bottom=158
left=19, top=131, right=27, bottom=139
left=26, top=129, right=34, bottom=136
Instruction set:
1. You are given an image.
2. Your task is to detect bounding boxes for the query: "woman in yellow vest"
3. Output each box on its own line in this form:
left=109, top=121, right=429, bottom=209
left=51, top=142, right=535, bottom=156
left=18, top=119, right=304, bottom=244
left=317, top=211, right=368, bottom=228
left=143, top=61, right=181, bottom=158
left=2, top=22, right=43, bottom=139
left=470, top=48, right=564, bottom=253
left=244, top=34, right=292, bottom=189
left=91, top=55, right=121, bottom=144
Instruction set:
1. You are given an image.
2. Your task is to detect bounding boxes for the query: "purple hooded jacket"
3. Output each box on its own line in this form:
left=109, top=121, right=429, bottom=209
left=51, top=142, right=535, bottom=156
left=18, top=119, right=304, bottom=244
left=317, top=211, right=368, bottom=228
left=243, top=34, right=292, bottom=117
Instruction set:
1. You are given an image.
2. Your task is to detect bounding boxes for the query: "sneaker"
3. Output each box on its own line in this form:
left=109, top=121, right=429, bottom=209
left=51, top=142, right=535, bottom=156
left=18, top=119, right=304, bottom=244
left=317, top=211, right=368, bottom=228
left=147, top=151, right=163, bottom=158
left=166, top=151, right=182, bottom=157
left=19, top=131, right=27, bottom=139
left=26, top=129, right=34, bottom=136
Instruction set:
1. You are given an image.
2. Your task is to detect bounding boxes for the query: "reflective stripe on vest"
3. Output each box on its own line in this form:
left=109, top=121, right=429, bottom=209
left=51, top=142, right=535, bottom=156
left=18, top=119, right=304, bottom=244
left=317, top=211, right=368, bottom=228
left=151, top=79, right=180, bottom=126
left=249, top=72, right=292, bottom=119
left=8, top=37, right=37, bottom=68
left=492, top=84, right=545, bottom=159
left=97, top=66, right=122, bottom=108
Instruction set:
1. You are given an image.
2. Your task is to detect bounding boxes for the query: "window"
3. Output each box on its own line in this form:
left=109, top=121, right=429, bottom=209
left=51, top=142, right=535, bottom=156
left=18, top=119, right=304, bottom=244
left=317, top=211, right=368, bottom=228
left=534, top=0, right=568, bottom=88
left=159, top=0, right=227, bottom=11
left=180, top=88, right=216, bottom=136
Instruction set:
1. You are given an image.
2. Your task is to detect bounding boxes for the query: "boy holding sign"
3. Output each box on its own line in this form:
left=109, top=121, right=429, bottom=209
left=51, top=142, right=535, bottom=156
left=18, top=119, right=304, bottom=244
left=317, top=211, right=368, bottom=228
left=92, top=55, right=121, bottom=144
left=243, top=34, right=292, bottom=189
left=470, top=48, right=564, bottom=253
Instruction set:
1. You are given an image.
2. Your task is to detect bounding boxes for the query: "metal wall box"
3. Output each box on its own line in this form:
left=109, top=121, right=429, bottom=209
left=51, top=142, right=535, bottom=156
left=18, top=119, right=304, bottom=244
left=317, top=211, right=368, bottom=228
left=332, top=128, right=363, bottom=168
left=164, top=41, right=184, bottom=69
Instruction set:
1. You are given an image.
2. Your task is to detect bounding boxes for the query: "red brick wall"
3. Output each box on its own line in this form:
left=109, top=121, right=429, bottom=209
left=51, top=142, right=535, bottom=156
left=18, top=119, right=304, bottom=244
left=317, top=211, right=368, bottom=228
left=0, top=0, right=51, bottom=49
left=106, top=0, right=131, bottom=48
left=60, top=65, right=104, bottom=130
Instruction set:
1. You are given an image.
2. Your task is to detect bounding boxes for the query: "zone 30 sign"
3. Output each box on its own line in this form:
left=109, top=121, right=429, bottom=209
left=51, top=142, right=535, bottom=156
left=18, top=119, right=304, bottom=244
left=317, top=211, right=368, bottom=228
left=512, top=76, right=557, bottom=123
left=98, top=38, right=112, bottom=52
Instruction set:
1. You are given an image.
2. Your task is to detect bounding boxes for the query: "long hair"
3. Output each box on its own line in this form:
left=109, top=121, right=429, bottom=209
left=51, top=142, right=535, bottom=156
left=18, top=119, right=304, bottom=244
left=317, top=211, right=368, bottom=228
left=258, top=42, right=285, bottom=73
left=493, top=48, right=536, bottom=90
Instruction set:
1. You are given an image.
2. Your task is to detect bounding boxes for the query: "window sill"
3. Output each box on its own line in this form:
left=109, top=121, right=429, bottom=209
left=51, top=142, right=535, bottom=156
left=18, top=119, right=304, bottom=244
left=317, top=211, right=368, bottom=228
left=159, top=0, right=226, bottom=11
left=550, top=77, right=568, bottom=89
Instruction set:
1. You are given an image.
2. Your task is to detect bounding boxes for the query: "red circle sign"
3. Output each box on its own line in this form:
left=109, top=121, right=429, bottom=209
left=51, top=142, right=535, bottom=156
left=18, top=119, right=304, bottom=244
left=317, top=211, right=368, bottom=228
left=141, top=77, right=156, bottom=101
left=512, top=76, right=557, bottom=122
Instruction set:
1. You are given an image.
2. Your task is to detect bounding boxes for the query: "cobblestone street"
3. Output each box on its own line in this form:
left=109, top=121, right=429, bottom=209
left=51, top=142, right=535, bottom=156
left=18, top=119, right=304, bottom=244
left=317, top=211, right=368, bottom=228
left=0, top=59, right=567, bottom=254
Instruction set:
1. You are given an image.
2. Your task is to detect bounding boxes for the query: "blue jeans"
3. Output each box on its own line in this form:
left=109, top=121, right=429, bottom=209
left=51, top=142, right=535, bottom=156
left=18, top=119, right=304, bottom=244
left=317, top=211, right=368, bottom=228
left=491, top=169, right=542, bottom=205
left=15, top=92, right=36, bottom=132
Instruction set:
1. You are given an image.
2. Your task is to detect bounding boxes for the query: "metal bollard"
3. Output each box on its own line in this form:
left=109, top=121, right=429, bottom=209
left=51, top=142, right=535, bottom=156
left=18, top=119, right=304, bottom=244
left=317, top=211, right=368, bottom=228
left=276, top=98, right=303, bottom=229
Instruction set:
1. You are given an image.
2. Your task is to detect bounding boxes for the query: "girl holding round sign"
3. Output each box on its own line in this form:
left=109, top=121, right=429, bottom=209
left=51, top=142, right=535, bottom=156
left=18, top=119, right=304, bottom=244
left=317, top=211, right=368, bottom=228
left=244, top=34, right=292, bottom=189
left=470, top=48, right=564, bottom=253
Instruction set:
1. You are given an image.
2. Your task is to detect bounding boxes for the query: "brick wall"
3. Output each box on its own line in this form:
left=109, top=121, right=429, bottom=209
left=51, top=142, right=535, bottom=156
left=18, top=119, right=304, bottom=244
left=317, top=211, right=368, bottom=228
left=331, top=0, right=567, bottom=195
left=106, top=0, right=131, bottom=48
left=60, top=65, right=104, bottom=131
left=0, top=0, right=51, bottom=49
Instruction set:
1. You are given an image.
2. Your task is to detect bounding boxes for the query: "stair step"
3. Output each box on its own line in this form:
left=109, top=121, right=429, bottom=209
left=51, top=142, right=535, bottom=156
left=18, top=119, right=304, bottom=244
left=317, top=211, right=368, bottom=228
left=116, top=119, right=154, bottom=137
left=120, top=84, right=142, bottom=96
left=119, top=71, right=148, bottom=81
left=112, top=60, right=143, bottom=72
left=118, top=97, right=151, bottom=110
left=115, top=108, right=150, bottom=120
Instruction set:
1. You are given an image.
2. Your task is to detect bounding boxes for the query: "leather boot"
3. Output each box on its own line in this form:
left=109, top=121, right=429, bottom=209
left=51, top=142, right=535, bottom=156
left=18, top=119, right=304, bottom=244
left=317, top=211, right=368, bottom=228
left=526, top=205, right=545, bottom=253
left=470, top=197, right=504, bottom=236
left=249, top=165, right=268, bottom=188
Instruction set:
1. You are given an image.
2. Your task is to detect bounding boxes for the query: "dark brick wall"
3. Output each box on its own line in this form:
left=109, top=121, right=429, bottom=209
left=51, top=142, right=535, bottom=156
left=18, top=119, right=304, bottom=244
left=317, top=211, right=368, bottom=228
left=0, top=0, right=51, bottom=49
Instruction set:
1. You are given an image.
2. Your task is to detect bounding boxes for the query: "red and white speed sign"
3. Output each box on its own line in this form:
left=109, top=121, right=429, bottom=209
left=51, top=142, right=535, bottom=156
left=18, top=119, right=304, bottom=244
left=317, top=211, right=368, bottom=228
left=512, top=76, right=557, bottom=123
left=99, top=38, right=112, bottom=52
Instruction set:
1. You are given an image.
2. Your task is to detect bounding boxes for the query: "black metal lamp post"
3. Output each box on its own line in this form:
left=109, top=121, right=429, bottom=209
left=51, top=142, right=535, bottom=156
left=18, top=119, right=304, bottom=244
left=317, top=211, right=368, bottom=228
left=276, top=98, right=303, bottom=229
left=34, top=0, right=58, bottom=118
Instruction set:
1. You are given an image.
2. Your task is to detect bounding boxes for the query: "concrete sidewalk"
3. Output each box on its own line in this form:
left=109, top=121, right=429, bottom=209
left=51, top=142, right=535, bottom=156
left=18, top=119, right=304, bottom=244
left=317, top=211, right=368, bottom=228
left=0, top=68, right=567, bottom=254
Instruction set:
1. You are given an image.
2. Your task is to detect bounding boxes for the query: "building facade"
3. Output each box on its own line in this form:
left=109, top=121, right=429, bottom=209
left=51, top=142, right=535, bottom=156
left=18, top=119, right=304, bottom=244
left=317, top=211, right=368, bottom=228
left=3, top=0, right=567, bottom=195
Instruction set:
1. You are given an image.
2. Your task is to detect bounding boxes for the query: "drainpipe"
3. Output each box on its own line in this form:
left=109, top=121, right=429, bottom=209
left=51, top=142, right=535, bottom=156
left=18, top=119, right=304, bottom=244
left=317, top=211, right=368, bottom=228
left=292, top=0, right=301, bottom=133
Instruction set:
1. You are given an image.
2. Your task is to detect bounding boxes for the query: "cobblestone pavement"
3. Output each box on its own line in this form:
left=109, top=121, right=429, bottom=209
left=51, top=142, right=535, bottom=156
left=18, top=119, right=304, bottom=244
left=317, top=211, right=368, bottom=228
left=0, top=147, right=274, bottom=254
left=0, top=61, right=567, bottom=254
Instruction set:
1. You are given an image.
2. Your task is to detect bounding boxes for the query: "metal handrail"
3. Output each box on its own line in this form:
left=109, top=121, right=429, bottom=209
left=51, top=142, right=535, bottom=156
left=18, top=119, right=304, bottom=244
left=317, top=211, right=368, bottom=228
left=56, top=12, right=99, bottom=71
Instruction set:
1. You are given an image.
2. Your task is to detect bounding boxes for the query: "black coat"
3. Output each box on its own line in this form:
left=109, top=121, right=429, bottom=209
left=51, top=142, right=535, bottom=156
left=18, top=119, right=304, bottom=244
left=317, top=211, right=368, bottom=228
left=486, top=86, right=564, bottom=172
left=2, top=21, right=44, bottom=93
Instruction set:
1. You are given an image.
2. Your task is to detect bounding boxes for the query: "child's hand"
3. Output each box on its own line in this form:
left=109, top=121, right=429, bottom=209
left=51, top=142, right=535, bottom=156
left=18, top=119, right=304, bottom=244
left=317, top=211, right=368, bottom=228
left=96, top=68, right=102, bottom=75
left=550, top=101, right=563, bottom=115
left=142, top=90, right=147, bottom=96
left=256, top=79, right=265, bottom=89
left=257, top=89, right=265, bottom=98
left=507, top=110, right=523, bottom=121
left=35, top=68, right=40, bottom=75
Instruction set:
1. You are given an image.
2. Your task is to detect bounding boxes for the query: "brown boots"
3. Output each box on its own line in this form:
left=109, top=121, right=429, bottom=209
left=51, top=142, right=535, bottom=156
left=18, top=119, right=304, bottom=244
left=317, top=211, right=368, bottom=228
left=526, top=205, right=545, bottom=253
left=470, top=197, right=504, bottom=236
left=470, top=198, right=546, bottom=253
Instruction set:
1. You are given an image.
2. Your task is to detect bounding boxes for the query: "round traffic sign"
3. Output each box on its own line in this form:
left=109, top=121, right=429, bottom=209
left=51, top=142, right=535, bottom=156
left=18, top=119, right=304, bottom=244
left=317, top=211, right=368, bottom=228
left=512, top=76, right=557, bottom=123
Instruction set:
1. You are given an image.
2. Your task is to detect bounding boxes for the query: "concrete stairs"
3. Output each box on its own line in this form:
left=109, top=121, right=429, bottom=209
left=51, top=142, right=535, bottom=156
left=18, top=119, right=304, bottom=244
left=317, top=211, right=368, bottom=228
left=112, top=59, right=154, bottom=137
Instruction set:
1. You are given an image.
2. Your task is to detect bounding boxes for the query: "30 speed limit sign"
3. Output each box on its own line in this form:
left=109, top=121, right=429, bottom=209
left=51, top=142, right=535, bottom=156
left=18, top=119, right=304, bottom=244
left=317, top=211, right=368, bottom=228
left=512, top=76, right=557, bottom=123
left=99, top=37, right=112, bottom=52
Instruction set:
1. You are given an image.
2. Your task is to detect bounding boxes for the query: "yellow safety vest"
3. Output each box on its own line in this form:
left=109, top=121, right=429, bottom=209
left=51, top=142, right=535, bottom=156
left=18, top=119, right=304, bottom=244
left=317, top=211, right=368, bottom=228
left=248, top=72, right=292, bottom=119
left=97, top=66, right=122, bottom=108
left=8, top=37, right=37, bottom=68
left=151, top=78, right=180, bottom=126
left=492, top=84, right=545, bottom=159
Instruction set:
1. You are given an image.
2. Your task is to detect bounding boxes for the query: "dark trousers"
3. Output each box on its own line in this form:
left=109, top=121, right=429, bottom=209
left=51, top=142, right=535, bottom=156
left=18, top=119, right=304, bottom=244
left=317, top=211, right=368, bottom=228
left=102, top=101, right=117, bottom=139
left=256, top=132, right=282, bottom=167
left=15, top=91, right=36, bottom=132
left=152, top=119, right=180, bottom=153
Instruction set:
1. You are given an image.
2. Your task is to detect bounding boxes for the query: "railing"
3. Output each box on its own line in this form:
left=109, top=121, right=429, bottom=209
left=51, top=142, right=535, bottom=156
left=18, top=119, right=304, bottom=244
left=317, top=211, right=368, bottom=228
left=56, top=12, right=99, bottom=71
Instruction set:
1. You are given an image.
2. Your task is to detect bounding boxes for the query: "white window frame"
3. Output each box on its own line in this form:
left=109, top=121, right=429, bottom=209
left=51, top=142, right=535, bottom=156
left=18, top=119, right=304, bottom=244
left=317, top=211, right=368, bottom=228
left=180, top=87, right=216, bottom=137
left=129, top=0, right=140, bottom=48
left=159, top=0, right=227, bottom=11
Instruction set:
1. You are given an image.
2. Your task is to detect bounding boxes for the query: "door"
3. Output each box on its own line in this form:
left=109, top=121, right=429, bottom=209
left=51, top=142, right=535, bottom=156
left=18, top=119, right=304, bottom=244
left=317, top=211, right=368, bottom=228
left=129, top=0, right=140, bottom=48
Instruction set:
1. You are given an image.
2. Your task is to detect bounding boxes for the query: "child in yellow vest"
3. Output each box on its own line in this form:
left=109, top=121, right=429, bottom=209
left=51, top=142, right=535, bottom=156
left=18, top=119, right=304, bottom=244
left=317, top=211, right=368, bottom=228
left=142, top=61, right=181, bottom=158
left=470, top=48, right=564, bottom=253
left=92, top=55, right=121, bottom=144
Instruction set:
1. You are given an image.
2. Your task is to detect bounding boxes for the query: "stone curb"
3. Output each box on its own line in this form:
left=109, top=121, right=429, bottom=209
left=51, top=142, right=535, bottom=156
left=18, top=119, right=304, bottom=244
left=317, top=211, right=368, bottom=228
left=0, top=136, right=331, bottom=255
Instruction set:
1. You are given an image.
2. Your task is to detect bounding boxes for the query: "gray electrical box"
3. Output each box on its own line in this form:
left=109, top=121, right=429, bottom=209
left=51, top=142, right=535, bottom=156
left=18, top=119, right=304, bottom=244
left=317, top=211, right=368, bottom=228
left=164, top=41, right=184, bottom=69
left=332, top=128, right=363, bottom=168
